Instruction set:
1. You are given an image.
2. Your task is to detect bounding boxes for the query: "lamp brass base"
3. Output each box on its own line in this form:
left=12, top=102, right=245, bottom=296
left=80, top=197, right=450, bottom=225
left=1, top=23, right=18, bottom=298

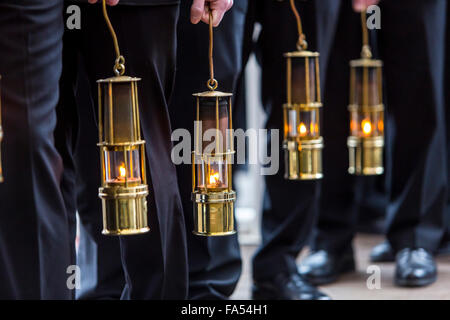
left=348, top=136, right=384, bottom=175
left=283, top=138, right=323, bottom=180
left=99, top=185, right=149, bottom=235
left=192, top=191, right=236, bottom=236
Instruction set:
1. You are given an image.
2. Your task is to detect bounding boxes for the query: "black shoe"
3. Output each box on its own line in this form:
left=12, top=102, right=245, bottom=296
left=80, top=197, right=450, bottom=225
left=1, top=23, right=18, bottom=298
left=252, top=273, right=331, bottom=300
left=298, top=250, right=355, bottom=285
left=395, top=248, right=437, bottom=287
left=370, top=241, right=395, bottom=263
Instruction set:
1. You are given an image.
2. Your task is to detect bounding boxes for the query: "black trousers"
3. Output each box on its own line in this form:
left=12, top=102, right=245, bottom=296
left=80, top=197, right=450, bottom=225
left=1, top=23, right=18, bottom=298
left=66, top=64, right=125, bottom=299
left=440, top=2, right=450, bottom=251
left=0, top=0, right=73, bottom=299
left=241, top=0, right=340, bottom=281
left=311, top=1, right=388, bottom=254
left=168, top=0, right=247, bottom=299
left=58, top=3, right=188, bottom=299
left=314, top=0, right=448, bottom=254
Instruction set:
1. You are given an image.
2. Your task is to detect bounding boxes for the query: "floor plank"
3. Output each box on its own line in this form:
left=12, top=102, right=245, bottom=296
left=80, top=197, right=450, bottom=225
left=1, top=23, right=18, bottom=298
left=231, top=234, right=450, bottom=300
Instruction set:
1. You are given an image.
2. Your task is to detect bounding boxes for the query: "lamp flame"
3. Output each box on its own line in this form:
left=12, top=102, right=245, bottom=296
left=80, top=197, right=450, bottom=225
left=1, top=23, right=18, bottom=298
left=299, top=123, right=307, bottom=136
left=209, top=171, right=220, bottom=186
left=119, top=164, right=126, bottom=178
left=362, top=119, right=372, bottom=136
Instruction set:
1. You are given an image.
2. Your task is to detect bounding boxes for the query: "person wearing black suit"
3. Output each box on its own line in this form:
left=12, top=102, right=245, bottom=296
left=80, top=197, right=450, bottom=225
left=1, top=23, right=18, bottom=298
left=235, top=0, right=340, bottom=300
left=300, top=0, right=448, bottom=288
left=168, top=0, right=247, bottom=300
left=370, top=0, right=450, bottom=264
left=57, top=0, right=233, bottom=299
left=0, top=0, right=75, bottom=300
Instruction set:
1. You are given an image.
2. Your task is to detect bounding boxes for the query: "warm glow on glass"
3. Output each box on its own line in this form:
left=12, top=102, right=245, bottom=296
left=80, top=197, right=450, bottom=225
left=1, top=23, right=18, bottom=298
left=377, top=120, right=384, bottom=132
left=119, top=164, right=126, bottom=178
left=362, top=119, right=372, bottom=136
left=299, top=123, right=307, bottom=137
left=104, top=149, right=142, bottom=184
left=350, top=119, right=357, bottom=132
left=209, top=170, right=221, bottom=187
left=196, top=158, right=228, bottom=191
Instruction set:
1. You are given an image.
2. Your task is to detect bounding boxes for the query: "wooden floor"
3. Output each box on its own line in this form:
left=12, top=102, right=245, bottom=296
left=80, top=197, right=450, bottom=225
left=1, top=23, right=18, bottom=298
left=231, top=234, right=450, bottom=300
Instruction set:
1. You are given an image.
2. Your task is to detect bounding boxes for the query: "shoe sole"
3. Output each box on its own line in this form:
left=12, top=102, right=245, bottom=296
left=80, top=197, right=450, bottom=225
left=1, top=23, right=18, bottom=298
left=394, top=275, right=437, bottom=287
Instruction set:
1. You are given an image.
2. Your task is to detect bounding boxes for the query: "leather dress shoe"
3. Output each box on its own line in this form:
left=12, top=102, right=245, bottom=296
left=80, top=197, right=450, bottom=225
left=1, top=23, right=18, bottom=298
left=370, top=241, right=395, bottom=263
left=372, top=239, right=450, bottom=260
left=395, top=248, right=437, bottom=287
left=252, top=273, right=331, bottom=300
left=298, top=250, right=355, bottom=285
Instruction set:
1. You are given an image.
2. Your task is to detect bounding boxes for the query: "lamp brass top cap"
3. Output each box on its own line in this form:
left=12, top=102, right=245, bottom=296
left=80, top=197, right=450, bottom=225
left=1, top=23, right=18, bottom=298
left=97, top=75, right=141, bottom=83
left=350, top=58, right=383, bottom=68
left=284, top=50, right=319, bottom=58
left=193, top=91, right=233, bottom=98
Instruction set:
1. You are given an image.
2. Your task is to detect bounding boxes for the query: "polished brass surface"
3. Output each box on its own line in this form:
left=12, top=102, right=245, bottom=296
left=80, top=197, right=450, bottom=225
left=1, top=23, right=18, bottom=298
left=348, top=136, right=384, bottom=175
left=347, top=10, right=385, bottom=176
left=193, top=91, right=233, bottom=98
left=283, top=51, right=319, bottom=58
left=283, top=139, right=323, bottom=180
left=191, top=115, right=236, bottom=236
left=97, top=75, right=141, bottom=83
left=283, top=1, right=323, bottom=180
left=191, top=9, right=236, bottom=236
left=192, top=191, right=236, bottom=236
left=283, top=52, right=323, bottom=179
left=350, top=58, right=383, bottom=68
left=284, top=102, right=323, bottom=111
left=100, top=185, right=149, bottom=235
left=97, top=8, right=149, bottom=236
left=97, top=78, right=149, bottom=235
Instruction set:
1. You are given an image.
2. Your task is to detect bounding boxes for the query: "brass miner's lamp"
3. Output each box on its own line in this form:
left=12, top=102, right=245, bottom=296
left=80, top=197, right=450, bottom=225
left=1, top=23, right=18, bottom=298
left=283, top=0, right=323, bottom=180
left=348, top=11, right=384, bottom=175
left=97, top=0, right=149, bottom=235
left=191, top=11, right=236, bottom=236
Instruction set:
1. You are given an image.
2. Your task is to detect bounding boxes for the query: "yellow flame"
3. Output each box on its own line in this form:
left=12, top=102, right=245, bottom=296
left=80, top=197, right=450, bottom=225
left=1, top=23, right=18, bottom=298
left=299, top=123, right=307, bottom=136
left=119, top=164, right=126, bottom=178
left=209, top=171, right=220, bottom=185
left=362, top=119, right=372, bottom=136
